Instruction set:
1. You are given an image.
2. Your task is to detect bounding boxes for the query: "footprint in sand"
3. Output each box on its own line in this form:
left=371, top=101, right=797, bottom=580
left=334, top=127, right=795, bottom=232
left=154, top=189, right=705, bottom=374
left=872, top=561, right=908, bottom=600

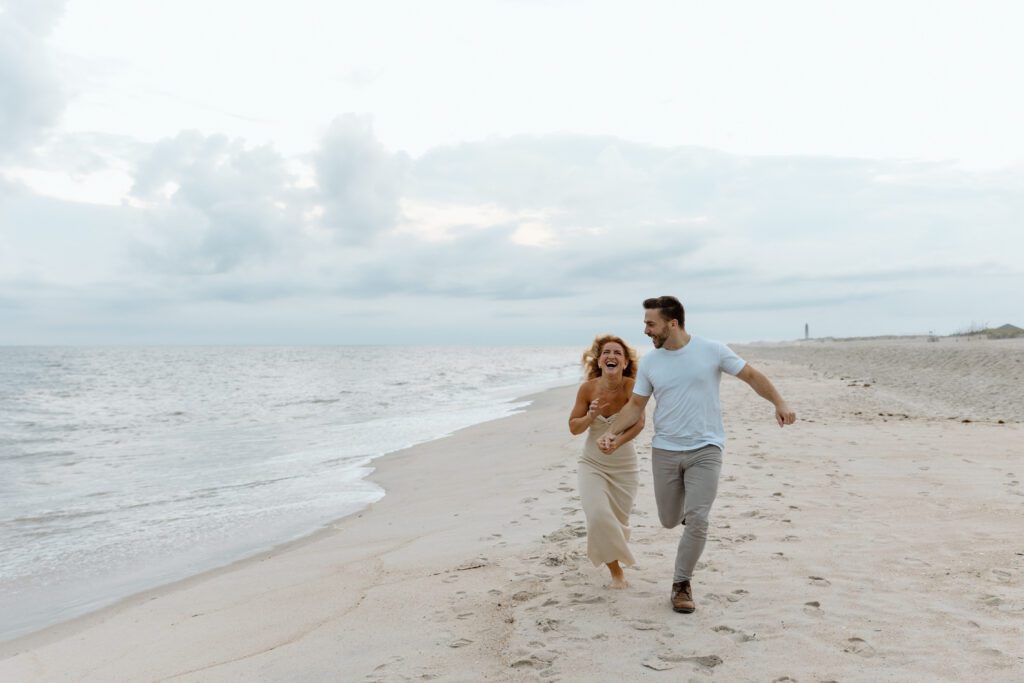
left=643, top=652, right=724, bottom=671
left=512, top=590, right=539, bottom=602
left=990, top=569, right=1013, bottom=582
left=544, top=524, right=587, bottom=543
left=708, top=589, right=747, bottom=604
left=448, top=638, right=474, bottom=648
left=535, top=618, right=560, bottom=632
left=713, top=625, right=756, bottom=642
left=569, top=592, right=607, bottom=605
left=630, top=619, right=660, bottom=631
left=543, top=552, right=579, bottom=568
left=902, top=557, right=931, bottom=568
left=803, top=601, right=822, bottom=614
left=843, top=637, right=876, bottom=657
left=509, top=651, right=556, bottom=671
left=809, top=576, right=831, bottom=587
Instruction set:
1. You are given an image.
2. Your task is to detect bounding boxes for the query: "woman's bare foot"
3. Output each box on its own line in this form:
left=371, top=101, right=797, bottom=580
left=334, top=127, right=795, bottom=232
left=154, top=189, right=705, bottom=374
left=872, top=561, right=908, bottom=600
left=606, top=561, right=629, bottom=589
left=608, top=575, right=630, bottom=589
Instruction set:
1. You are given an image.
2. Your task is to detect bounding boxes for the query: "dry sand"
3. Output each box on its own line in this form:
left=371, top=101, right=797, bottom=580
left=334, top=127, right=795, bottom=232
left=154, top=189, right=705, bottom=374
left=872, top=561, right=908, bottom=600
left=1, top=338, right=1022, bottom=681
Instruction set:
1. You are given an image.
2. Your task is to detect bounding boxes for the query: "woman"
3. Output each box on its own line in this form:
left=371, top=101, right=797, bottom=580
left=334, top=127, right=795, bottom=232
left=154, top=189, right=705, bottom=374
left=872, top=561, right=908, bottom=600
left=568, top=334, right=645, bottom=588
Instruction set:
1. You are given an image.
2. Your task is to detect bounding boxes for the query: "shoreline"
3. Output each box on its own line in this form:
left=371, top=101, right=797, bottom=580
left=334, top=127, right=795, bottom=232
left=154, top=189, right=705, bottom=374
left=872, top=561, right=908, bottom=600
left=0, top=382, right=590, bottom=679
left=0, top=383, right=573, bottom=649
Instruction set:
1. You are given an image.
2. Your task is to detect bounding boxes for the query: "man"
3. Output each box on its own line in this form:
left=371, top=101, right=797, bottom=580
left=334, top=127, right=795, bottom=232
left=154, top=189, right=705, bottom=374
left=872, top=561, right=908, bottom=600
left=598, top=296, right=796, bottom=613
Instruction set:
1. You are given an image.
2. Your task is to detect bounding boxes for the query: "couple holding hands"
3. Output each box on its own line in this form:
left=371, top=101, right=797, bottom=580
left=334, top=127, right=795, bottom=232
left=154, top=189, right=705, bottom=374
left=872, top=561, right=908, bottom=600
left=568, top=295, right=797, bottom=613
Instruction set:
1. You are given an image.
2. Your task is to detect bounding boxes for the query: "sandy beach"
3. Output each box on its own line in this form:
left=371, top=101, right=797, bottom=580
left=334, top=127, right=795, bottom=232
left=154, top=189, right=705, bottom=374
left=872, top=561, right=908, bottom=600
left=2, top=337, right=1021, bottom=681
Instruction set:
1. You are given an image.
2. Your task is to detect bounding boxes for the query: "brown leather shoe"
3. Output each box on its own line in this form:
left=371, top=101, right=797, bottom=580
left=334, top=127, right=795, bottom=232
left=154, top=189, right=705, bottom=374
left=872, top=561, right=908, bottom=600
left=671, top=580, right=695, bottom=613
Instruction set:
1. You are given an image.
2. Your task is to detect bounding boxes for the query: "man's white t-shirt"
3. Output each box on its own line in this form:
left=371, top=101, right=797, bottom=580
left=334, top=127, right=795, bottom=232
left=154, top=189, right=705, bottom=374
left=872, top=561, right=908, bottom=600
left=633, top=335, right=746, bottom=451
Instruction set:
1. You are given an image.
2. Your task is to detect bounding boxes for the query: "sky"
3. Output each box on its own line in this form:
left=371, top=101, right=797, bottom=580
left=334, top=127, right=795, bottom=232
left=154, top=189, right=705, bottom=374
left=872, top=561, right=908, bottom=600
left=1, top=0, right=1022, bottom=346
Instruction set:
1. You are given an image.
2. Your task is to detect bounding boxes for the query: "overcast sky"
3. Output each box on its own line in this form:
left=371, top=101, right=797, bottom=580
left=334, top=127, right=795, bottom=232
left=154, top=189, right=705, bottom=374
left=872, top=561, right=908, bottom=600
left=2, top=0, right=1022, bottom=346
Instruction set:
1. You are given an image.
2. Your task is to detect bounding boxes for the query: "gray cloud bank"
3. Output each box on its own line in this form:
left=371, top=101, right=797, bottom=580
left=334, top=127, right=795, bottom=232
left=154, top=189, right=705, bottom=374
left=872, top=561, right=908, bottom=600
left=2, top=114, right=1022, bottom=343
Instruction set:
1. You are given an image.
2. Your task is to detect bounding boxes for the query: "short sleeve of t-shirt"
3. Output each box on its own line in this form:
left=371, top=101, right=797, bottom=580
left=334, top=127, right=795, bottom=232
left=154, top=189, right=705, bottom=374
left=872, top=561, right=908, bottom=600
left=718, top=342, right=746, bottom=376
left=634, top=354, right=653, bottom=396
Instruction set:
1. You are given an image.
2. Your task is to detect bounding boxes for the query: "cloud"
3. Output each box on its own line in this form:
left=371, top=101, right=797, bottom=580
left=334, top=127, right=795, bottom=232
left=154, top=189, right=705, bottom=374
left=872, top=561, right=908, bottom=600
left=123, top=118, right=410, bottom=277
left=129, top=131, right=304, bottom=275
left=0, top=0, right=67, bottom=160
left=1, top=0, right=68, bottom=35
left=313, top=115, right=408, bottom=244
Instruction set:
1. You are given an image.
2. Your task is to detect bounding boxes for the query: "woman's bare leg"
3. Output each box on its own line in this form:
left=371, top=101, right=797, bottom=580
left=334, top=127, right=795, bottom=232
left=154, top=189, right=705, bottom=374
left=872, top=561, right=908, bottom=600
left=607, top=560, right=628, bottom=589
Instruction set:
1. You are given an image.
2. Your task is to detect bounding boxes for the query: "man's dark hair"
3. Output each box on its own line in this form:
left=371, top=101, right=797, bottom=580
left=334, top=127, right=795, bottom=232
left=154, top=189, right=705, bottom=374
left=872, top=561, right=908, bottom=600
left=643, top=295, right=685, bottom=327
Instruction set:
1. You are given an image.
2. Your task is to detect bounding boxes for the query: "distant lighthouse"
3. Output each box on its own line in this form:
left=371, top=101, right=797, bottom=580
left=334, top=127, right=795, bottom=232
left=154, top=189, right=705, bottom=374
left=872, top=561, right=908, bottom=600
left=804, top=323, right=809, bottom=340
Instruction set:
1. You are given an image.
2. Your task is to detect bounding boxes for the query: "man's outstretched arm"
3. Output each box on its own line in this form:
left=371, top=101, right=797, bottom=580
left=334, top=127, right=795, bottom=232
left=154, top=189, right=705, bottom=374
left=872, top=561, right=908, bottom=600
left=735, top=364, right=797, bottom=427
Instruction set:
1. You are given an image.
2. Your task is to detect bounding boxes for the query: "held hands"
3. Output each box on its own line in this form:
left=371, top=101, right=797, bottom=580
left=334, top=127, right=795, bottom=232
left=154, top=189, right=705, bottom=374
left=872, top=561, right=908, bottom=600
left=597, top=432, right=618, bottom=454
left=775, top=401, right=797, bottom=427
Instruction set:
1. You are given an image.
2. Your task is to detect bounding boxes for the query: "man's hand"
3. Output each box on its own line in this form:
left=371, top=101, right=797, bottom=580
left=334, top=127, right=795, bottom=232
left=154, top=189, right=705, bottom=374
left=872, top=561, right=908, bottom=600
left=775, top=402, right=796, bottom=427
left=598, top=433, right=618, bottom=454
left=597, top=432, right=616, bottom=452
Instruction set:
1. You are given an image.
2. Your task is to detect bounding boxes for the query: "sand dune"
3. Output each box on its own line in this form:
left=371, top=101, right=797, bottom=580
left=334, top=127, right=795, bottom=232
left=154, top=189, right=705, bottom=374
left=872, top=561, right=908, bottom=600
left=736, top=336, right=1024, bottom=423
left=1, top=341, right=1021, bottom=681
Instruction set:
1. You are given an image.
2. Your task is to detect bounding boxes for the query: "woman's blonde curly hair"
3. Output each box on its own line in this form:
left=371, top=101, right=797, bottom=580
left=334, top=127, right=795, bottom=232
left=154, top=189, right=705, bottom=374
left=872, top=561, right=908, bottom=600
left=581, top=334, right=639, bottom=381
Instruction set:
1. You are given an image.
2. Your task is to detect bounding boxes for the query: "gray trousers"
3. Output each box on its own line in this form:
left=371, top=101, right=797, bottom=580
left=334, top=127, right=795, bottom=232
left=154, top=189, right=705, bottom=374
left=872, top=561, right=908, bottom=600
left=652, top=445, right=723, bottom=582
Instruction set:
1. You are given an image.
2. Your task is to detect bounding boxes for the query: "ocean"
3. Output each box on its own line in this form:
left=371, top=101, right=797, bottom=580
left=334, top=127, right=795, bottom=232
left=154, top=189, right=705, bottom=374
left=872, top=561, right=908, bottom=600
left=0, top=346, right=581, bottom=640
